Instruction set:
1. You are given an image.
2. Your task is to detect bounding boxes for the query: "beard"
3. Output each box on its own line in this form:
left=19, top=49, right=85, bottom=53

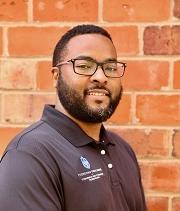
left=56, top=75, right=123, bottom=123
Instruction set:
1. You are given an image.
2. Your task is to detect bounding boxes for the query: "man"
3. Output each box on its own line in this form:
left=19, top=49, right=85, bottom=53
left=0, top=25, right=147, bottom=211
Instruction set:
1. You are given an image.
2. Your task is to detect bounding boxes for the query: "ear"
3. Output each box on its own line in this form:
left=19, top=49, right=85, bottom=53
left=52, top=67, right=59, bottom=88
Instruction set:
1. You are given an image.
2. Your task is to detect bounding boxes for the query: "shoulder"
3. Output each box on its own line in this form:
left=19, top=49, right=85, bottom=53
left=1, top=120, right=63, bottom=170
left=4, top=120, right=61, bottom=152
left=106, top=130, right=138, bottom=162
left=1, top=120, right=62, bottom=178
left=4, top=121, right=48, bottom=152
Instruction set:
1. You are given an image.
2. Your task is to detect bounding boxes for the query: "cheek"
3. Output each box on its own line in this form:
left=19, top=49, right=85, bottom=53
left=62, top=74, right=87, bottom=95
left=110, top=80, right=122, bottom=95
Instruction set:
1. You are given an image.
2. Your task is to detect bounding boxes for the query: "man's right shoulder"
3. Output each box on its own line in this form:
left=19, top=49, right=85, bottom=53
left=3, top=120, right=59, bottom=155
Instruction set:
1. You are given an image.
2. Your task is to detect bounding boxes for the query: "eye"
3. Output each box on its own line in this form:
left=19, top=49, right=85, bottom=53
left=75, top=60, right=94, bottom=70
left=75, top=64, right=92, bottom=69
left=104, top=64, right=117, bottom=72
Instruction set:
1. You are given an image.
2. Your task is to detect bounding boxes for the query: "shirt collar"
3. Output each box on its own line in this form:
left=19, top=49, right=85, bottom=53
left=41, top=105, right=115, bottom=147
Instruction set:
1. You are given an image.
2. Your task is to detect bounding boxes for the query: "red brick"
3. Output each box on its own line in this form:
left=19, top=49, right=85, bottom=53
left=141, top=163, right=180, bottom=192
left=172, top=130, right=180, bottom=158
left=103, top=0, right=170, bottom=22
left=0, top=0, right=27, bottom=21
left=172, top=26, right=180, bottom=54
left=0, top=127, right=23, bottom=155
left=0, top=60, right=35, bottom=89
left=173, top=60, right=180, bottom=89
left=136, top=95, right=180, bottom=125
left=110, top=129, right=169, bottom=158
left=106, top=27, right=139, bottom=56
left=123, top=61, right=169, bottom=91
left=108, top=94, right=131, bottom=124
left=8, top=27, right=69, bottom=56
left=144, top=26, right=171, bottom=55
left=174, top=0, right=180, bottom=19
left=3, top=94, right=55, bottom=124
left=146, top=197, right=168, bottom=211
left=172, top=198, right=180, bottom=211
left=0, top=28, right=2, bottom=55
left=33, top=0, right=98, bottom=21
left=36, top=61, right=54, bottom=91
left=144, top=26, right=180, bottom=55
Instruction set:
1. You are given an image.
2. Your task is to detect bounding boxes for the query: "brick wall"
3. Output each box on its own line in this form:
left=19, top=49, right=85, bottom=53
left=0, top=0, right=179, bottom=210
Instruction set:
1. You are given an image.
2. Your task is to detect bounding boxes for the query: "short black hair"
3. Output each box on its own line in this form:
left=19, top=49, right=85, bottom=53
left=52, top=24, right=113, bottom=67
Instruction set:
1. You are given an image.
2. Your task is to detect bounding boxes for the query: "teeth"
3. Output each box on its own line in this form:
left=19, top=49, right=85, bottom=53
left=88, top=93, right=106, bottom=96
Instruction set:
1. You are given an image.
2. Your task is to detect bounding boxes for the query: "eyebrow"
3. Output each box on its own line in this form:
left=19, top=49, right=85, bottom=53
left=103, top=58, right=117, bottom=62
left=74, top=56, right=95, bottom=61
left=74, top=56, right=117, bottom=63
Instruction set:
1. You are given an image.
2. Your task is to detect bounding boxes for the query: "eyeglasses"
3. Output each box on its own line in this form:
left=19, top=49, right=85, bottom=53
left=53, top=58, right=126, bottom=78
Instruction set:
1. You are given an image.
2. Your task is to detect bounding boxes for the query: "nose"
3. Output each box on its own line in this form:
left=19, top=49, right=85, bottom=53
left=90, top=66, right=108, bottom=84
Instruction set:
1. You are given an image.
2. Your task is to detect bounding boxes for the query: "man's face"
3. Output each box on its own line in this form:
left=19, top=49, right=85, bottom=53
left=56, top=34, right=123, bottom=123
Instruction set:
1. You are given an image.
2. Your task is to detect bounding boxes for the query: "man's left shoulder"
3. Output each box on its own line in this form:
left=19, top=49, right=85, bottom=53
left=106, top=130, right=137, bottom=159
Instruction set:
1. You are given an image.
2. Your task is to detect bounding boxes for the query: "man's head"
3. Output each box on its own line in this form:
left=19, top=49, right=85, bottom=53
left=52, top=24, right=113, bottom=67
left=52, top=24, right=125, bottom=123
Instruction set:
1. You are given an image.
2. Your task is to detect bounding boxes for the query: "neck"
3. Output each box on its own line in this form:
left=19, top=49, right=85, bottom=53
left=55, top=101, right=102, bottom=142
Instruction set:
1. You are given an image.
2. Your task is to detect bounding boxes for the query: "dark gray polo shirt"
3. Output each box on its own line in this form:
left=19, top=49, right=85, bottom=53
left=0, top=105, right=147, bottom=211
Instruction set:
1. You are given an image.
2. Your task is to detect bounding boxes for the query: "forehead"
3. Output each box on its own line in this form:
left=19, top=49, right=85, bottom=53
left=64, top=34, right=117, bottom=61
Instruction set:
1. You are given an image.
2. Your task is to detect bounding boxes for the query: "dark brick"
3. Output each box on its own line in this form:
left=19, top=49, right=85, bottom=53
left=144, top=26, right=180, bottom=55
left=144, top=26, right=171, bottom=55
left=174, top=0, right=180, bottom=19
left=172, top=26, right=180, bottom=54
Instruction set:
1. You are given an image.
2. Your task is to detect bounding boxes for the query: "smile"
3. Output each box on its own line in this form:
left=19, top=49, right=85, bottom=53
left=86, top=89, right=110, bottom=97
left=88, top=92, right=106, bottom=96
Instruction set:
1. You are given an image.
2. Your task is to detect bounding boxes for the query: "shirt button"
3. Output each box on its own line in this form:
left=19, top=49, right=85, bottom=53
left=100, top=150, right=106, bottom=155
left=108, top=163, right=113, bottom=169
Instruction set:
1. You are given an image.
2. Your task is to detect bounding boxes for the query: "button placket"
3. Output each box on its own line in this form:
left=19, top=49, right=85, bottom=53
left=98, top=144, right=121, bottom=188
left=108, top=163, right=113, bottom=169
left=99, top=145, right=113, bottom=170
left=100, top=150, right=106, bottom=155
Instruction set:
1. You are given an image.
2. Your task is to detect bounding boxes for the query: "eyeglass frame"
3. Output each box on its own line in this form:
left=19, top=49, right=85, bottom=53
left=52, top=58, right=127, bottom=78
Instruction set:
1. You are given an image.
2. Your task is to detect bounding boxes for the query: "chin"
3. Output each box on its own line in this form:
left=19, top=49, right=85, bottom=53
left=86, top=99, right=110, bottom=108
left=88, top=103, right=109, bottom=111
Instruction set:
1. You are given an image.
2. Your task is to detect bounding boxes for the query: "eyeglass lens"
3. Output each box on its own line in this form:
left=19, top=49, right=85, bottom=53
left=73, top=59, right=125, bottom=77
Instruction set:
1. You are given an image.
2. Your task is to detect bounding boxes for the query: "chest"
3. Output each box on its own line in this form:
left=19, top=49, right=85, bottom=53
left=53, top=143, right=143, bottom=211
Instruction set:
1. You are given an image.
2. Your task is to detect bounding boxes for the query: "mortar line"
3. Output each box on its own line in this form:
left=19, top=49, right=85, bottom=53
left=169, top=58, right=174, bottom=90
left=169, top=0, right=175, bottom=21
left=1, top=56, right=180, bottom=61
left=27, top=0, right=33, bottom=23
left=98, top=0, right=103, bottom=23
left=169, top=195, right=173, bottom=211
left=1, top=89, right=180, bottom=95
left=138, top=25, right=144, bottom=56
left=106, top=124, right=180, bottom=129
left=145, top=192, right=180, bottom=197
left=2, top=27, right=8, bottom=57
left=0, top=22, right=180, bottom=27
left=131, top=92, right=138, bottom=124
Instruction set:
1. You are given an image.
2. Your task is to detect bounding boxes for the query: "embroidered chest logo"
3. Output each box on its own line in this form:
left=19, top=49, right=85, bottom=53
left=78, top=156, right=104, bottom=182
left=80, top=156, right=91, bottom=169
